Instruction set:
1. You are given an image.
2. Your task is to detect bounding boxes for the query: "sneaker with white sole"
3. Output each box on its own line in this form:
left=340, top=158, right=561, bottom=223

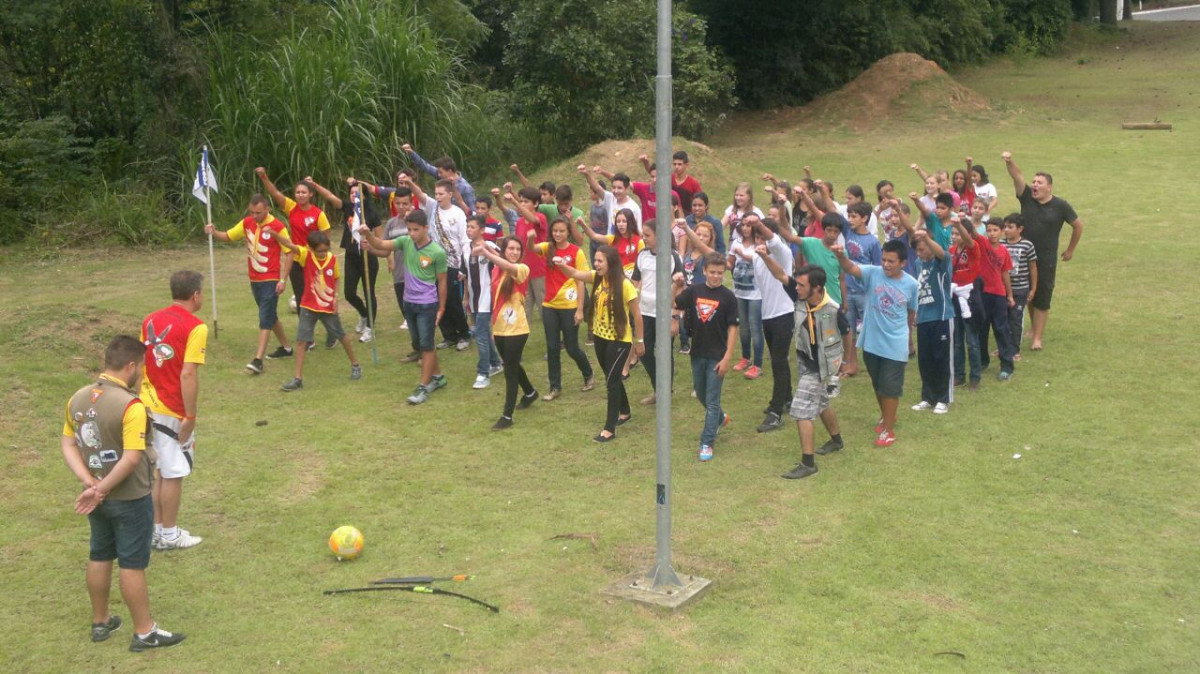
left=933, top=402, right=949, bottom=414
left=350, top=364, right=362, bottom=381
left=428, top=374, right=448, bottom=392
left=400, top=320, right=409, bottom=330
left=912, top=401, right=933, bottom=411
left=488, top=364, right=504, bottom=377
left=359, top=327, right=374, bottom=343
left=407, top=385, right=430, bottom=405
left=156, top=529, right=202, bottom=550
left=129, top=626, right=186, bottom=652
left=265, top=346, right=293, bottom=359
left=699, top=444, right=713, bottom=461
left=245, top=358, right=263, bottom=374
left=355, top=316, right=367, bottom=333
left=455, top=339, right=471, bottom=351
left=280, top=378, right=303, bottom=392
left=473, top=374, right=490, bottom=389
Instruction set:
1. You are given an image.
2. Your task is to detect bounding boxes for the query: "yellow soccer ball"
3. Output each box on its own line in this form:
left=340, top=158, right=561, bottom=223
left=329, top=525, right=364, bottom=561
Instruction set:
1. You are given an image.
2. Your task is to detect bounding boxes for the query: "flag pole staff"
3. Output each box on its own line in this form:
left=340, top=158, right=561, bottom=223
left=203, top=146, right=219, bottom=338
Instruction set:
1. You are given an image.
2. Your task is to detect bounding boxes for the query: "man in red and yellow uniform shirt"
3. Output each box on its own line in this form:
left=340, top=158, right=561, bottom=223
left=275, top=230, right=362, bottom=392
left=206, top=194, right=296, bottom=375
left=254, top=167, right=332, bottom=305
left=140, top=270, right=207, bottom=550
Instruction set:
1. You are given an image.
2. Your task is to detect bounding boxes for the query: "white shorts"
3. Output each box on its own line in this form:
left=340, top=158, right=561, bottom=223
left=149, top=412, right=195, bottom=479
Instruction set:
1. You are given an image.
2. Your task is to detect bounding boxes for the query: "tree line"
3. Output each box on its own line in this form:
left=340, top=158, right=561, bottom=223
left=0, top=0, right=1104, bottom=245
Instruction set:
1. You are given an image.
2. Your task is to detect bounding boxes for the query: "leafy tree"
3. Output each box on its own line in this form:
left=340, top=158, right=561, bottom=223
left=502, top=0, right=735, bottom=150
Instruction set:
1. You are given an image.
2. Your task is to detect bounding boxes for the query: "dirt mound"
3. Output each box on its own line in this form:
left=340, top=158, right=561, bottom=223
left=542, top=137, right=741, bottom=195
left=806, top=52, right=990, bottom=130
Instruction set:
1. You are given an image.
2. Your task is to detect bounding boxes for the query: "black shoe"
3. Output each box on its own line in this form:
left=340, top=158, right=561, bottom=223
left=616, top=414, right=632, bottom=426
left=129, top=626, right=186, bottom=652
left=815, top=438, right=844, bottom=456
left=492, top=416, right=513, bottom=431
left=245, top=358, right=263, bottom=374
left=266, top=346, right=294, bottom=359
left=756, top=411, right=784, bottom=433
left=280, top=378, right=303, bottom=392
left=593, top=432, right=615, bottom=443
left=91, top=614, right=122, bottom=642
left=782, top=463, right=818, bottom=479
left=517, top=391, right=538, bottom=409
left=325, top=334, right=339, bottom=349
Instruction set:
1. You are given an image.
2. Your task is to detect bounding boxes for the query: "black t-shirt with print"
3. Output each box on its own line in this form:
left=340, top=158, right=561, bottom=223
left=674, top=283, right=738, bottom=360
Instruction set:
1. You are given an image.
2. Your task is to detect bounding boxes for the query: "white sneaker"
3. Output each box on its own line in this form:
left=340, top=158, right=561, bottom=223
left=359, top=327, right=374, bottom=343
left=933, top=402, right=949, bottom=414
left=400, top=320, right=409, bottom=330
left=911, top=401, right=933, bottom=411
left=473, top=374, right=490, bottom=389
left=157, top=529, right=202, bottom=550
left=355, top=316, right=367, bottom=333
left=455, top=339, right=471, bottom=351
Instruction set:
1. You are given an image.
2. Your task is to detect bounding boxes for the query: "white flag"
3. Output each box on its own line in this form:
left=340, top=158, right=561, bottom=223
left=192, top=147, right=219, bottom=204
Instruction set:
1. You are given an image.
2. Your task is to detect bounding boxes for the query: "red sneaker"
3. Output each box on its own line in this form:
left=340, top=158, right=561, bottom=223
left=744, top=365, right=762, bottom=379
left=874, top=430, right=896, bottom=447
left=732, top=357, right=749, bottom=372
left=873, top=419, right=885, bottom=434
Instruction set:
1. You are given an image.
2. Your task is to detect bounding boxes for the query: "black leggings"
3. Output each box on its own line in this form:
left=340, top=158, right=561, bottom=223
left=494, top=334, right=534, bottom=418
left=344, top=251, right=379, bottom=322
left=543, top=306, right=593, bottom=390
left=439, top=269, right=472, bottom=342
left=594, top=337, right=631, bottom=432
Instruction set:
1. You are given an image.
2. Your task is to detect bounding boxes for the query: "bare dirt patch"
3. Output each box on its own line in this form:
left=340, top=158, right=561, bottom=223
left=806, top=53, right=990, bottom=130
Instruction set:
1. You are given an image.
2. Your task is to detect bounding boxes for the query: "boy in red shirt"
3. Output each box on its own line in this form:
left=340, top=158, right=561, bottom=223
left=978, top=221, right=1016, bottom=380
left=275, top=230, right=362, bottom=391
left=504, top=184, right=549, bottom=320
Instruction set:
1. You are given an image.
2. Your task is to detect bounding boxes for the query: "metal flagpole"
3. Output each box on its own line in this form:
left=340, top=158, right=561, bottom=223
left=352, top=184, right=379, bottom=365
left=604, top=0, right=711, bottom=610
left=203, top=146, right=219, bottom=339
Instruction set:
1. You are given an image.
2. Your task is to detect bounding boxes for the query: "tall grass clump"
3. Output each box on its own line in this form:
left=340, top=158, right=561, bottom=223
left=195, top=0, right=551, bottom=210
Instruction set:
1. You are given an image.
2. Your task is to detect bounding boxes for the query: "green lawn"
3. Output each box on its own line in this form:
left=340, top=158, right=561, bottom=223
left=2, top=22, right=1198, bottom=673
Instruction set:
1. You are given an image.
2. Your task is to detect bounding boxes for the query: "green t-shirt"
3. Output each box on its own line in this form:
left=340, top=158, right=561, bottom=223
left=537, top=204, right=585, bottom=228
left=800, top=237, right=843, bottom=304
left=392, top=236, right=447, bottom=304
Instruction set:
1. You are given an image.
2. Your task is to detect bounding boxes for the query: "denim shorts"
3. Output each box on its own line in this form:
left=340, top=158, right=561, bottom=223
left=251, top=281, right=280, bottom=330
left=402, top=300, right=439, bottom=352
left=89, top=493, right=153, bottom=570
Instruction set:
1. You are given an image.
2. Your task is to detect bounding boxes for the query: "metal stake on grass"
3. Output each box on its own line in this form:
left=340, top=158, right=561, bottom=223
left=603, top=0, right=711, bottom=611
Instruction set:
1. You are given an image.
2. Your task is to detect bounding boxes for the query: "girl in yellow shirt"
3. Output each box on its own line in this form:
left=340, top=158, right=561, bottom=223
left=475, top=236, right=538, bottom=430
left=556, top=245, right=644, bottom=442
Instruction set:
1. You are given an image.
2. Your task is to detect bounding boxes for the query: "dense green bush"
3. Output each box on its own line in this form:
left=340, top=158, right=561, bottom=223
left=0, top=116, right=92, bottom=244
left=502, top=0, right=736, bottom=152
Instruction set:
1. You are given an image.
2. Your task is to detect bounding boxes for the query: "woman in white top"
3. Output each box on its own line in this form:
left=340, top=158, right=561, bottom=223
left=727, top=217, right=764, bottom=379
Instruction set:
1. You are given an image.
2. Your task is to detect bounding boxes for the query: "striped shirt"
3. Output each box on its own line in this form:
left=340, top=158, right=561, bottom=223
left=1003, top=238, right=1038, bottom=292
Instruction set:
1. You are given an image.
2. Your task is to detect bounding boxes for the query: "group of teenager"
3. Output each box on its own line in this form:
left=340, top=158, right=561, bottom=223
left=59, top=145, right=1084, bottom=651
left=204, top=145, right=1083, bottom=478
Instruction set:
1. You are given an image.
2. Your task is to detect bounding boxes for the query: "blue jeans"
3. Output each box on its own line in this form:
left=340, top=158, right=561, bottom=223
left=402, top=300, right=439, bottom=352
left=473, top=311, right=502, bottom=376
left=250, top=281, right=280, bottom=330
left=736, top=297, right=763, bottom=367
left=691, top=356, right=726, bottom=447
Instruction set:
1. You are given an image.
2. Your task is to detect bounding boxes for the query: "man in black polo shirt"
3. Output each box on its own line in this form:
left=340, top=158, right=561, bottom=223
left=1002, top=151, right=1085, bottom=351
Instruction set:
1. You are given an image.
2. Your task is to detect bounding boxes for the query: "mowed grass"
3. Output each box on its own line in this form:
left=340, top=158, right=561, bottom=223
left=2, top=22, right=1199, bottom=673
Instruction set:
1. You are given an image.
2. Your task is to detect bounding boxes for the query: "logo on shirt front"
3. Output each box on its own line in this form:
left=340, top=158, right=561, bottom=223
left=326, top=269, right=334, bottom=277
left=419, top=255, right=433, bottom=269
left=565, top=286, right=577, bottom=302
left=695, top=297, right=719, bottom=323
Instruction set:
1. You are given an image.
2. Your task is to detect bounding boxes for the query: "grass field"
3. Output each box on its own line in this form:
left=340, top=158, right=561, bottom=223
left=2, top=21, right=1198, bottom=673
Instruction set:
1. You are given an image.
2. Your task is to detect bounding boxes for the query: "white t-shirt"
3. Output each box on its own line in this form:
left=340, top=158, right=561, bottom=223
left=632, top=249, right=682, bottom=318
left=464, top=240, right=499, bottom=313
left=974, top=182, right=998, bottom=207
left=728, top=241, right=760, bottom=301
left=723, top=205, right=765, bottom=245
left=422, top=195, right=470, bottom=269
left=603, top=190, right=642, bottom=235
left=753, top=234, right=795, bottom=320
